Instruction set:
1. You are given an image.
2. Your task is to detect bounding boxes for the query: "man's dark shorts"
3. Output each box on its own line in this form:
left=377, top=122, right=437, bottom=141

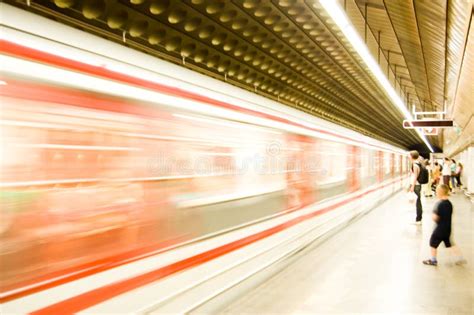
left=430, top=232, right=452, bottom=248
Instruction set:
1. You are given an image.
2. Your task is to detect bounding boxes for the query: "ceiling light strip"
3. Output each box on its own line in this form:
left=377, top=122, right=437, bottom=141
left=319, top=0, right=434, bottom=152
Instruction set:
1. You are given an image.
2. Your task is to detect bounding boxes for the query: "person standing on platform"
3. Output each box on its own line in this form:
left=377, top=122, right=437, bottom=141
left=422, top=159, right=433, bottom=197
left=432, top=162, right=441, bottom=188
left=442, top=158, right=452, bottom=191
left=422, top=184, right=467, bottom=266
left=408, top=150, right=423, bottom=225
left=455, top=162, right=463, bottom=188
left=450, top=159, right=457, bottom=191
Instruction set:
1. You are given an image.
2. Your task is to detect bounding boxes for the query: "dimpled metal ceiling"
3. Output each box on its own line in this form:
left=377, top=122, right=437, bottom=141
left=6, top=0, right=473, bottom=150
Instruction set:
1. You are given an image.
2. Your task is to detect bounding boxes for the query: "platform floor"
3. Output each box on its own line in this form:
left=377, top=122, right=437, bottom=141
left=221, top=189, right=473, bottom=315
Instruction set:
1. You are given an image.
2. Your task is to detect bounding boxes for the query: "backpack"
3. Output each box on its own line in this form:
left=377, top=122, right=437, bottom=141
left=415, top=162, right=429, bottom=184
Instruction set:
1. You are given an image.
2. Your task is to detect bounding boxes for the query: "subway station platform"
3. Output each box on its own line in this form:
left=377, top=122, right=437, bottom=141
left=221, top=190, right=473, bottom=315
left=1, top=2, right=473, bottom=314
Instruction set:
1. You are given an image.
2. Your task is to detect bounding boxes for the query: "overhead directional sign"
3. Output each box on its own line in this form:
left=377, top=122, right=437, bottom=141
left=403, top=120, right=454, bottom=129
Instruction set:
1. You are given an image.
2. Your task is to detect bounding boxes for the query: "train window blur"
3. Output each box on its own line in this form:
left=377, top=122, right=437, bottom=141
left=402, top=156, right=408, bottom=173
left=397, top=155, right=403, bottom=176
left=383, top=153, right=389, bottom=175
left=360, top=148, right=377, bottom=188
left=314, top=141, right=348, bottom=199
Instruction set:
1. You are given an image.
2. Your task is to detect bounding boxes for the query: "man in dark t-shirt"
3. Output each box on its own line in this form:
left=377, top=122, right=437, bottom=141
left=423, top=184, right=466, bottom=266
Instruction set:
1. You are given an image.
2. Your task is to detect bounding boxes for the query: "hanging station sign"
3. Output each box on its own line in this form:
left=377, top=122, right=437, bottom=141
left=402, top=119, right=454, bottom=129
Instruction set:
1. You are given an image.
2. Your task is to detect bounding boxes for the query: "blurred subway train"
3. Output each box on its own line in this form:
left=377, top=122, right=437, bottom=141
left=1, top=4, right=409, bottom=313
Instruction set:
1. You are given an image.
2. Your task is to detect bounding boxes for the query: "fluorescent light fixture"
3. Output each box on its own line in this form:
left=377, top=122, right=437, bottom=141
left=319, top=0, right=434, bottom=153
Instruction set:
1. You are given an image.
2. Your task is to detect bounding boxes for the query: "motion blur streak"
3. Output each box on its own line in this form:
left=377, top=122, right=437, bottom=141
left=0, top=25, right=408, bottom=303
left=0, top=37, right=404, bottom=154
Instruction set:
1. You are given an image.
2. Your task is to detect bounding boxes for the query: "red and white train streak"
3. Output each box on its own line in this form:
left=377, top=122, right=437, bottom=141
left=0, top=4, right=409, bottom=314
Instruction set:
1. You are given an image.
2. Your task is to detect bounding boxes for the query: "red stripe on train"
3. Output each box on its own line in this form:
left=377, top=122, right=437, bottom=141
left=0, top=237, right=186, bottom=303
left=30, top=177, right=403, bottom=315
left=0, top=79, right=166, bottom=118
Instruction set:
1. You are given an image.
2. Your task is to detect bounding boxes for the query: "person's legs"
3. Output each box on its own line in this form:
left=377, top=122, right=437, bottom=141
left=424, top=234, right=440, bottom=265
left=451, top=176, right=457, bottom=191
left=456, top=174, right=462, bottom=187
left=414, top=184, right=422, bottom=222
left=431, top=247, right=437, bottom=260
left=449, top=245, right=462, bottom=257
left=443, top=175, right=451, bottom=191
left=423, top=247, right=438, bottom=265
left=426, top=180, right=432, bottom=196
left=445, top=238, right=467, bottom=264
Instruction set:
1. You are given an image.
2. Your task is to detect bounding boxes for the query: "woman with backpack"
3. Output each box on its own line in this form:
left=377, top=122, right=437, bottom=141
left=409, top=151, right=428, bottom=225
